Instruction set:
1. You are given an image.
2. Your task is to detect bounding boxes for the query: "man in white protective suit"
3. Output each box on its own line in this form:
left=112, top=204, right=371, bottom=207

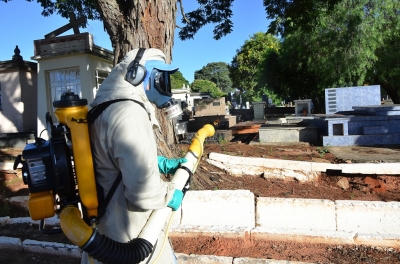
left=82, top=48, right=186, bottom=264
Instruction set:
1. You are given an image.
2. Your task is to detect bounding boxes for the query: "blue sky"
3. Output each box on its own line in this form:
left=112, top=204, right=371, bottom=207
left=0, top=1, right=270, bottom=83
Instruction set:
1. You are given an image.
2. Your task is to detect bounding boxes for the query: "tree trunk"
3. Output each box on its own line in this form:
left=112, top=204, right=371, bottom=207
left=96, top=0, right=176, bottom=64
left=96, top=0, right=181, bottom=158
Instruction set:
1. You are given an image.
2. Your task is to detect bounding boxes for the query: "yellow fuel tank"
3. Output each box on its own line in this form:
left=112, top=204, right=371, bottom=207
left=53, top=93, right=98, bottom=218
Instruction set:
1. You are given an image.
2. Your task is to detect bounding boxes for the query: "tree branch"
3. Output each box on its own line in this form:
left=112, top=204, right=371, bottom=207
left=178, top=0, right=190, bottom=24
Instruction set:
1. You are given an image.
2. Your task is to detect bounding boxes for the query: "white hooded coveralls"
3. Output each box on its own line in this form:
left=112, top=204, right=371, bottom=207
left=81, top=49, right=177, bottom=264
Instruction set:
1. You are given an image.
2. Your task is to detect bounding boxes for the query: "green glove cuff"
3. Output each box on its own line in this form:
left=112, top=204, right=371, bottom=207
left=167, top=189, right=184, bottom=211
left=157, top=156, right=187, bottom=174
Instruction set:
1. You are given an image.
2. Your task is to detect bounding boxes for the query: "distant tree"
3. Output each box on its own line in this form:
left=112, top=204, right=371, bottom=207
left=275, top=0, right=400, bottom=103
left=229, top=32, right=280, bottom=102
left=263, top=0, right=341, bottom=37
left=267, top=32, right=323, bottom=110
left=194, top=62, right=233, bottom=93
left=191, top=79, right=226, bottom=98
left=368, top=36, right=400, bottom=103
left=170, top=71, right=189, bottom=90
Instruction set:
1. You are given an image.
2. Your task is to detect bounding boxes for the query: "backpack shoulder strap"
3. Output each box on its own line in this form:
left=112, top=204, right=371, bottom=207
left=87, top=98, right=146, bottom=220
left=97, top=172, right=122, bottom=218
left=87, top=99, right=146, bottom=124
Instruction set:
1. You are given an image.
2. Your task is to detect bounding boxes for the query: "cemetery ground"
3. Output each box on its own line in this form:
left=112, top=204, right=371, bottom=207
left=1, top=142, right=400, bottom=263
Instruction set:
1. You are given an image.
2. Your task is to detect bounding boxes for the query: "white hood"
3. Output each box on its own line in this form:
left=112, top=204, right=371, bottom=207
left=91, top=48, right=168, bottom=129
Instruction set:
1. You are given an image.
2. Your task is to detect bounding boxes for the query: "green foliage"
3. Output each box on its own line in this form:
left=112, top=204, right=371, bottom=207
left=317, top=146, right=329, bottom=158
left=171, top=71, right=190, bottom=90
left=11, top=0, right=100, bottom=24
left=264, top=0, right=341, bottom=37
left=194, top=62, right=233, bottom=93
left=266, top=31, right=322, bottom=101
left=229, top=32, right=281, bottom=102
left=264, top=0, right=400, bottom=104
left=190, top=79, right=226, bottom=98
left=179, top=0, right=234, bottom=40
left=218, top=135, right=228, bottom=143
left=366, top=6, right=400, bottom=102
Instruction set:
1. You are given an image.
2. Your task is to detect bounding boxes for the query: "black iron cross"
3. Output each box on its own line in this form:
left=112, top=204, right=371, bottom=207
left=45, top=12, right=86, bottom=39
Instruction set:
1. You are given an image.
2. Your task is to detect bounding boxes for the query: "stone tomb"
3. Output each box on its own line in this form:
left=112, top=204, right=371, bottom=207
left=258, top=123, right=319, bottom=143
left=325, top=85, right=381, bottom=115
left=294, top=99, right=312, bottom=116
left=313, top=105, right=400, bottom=146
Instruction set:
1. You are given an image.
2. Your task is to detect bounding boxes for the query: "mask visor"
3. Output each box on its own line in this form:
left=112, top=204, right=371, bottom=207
left=154, top=71, right=172, bottom=96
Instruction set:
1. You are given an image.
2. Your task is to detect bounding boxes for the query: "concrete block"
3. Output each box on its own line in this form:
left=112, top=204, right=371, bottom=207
left=170, top=226, right=250, bottom=239
left=9, top=196, right=29, bottom=211
left=251, top=227, right=356, bottom=245
left=0, top=216, right=10, bottom=226
left=206, top=155, right=319, bottom=181
left=207, top=153, right=400, bottom=176
left=336, top=200, right=400, bottom=235
left=0, top=161, right=16, bottom=171
left=22, top=239, right=82, bottom=258
left=256, top=198, right=336, bottom=231
left=0, top=236, right=22, bottom=250
left=208, top=153, right=313, bottom=171
left=6, top=215, right=60, bottom=226
left=259, top=126, right=318, bottom=143
left=194, top=97, right=226, bottom=116
left=176, top=253, right=233, bottom=263
left=262, top=168, right=320, bottom=182
left=181, top=190, right=255, bottom=228
left=339, top=163, right=400, bottom=174
left=355, top=233, right=400, bottom=248
left=259, top=128, right=299, bottom=142
left=310, top=162, right=342, bottom=172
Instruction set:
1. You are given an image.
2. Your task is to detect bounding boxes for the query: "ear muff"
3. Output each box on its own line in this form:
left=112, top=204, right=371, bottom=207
left=125, top=48, right=147, bottom=86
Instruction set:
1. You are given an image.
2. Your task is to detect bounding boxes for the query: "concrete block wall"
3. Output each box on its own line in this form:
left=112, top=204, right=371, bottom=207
left=2, top=190, right=400, bottom=249
left=256, top=198, right=336, bottom=231
left=180, top=190, right=255, bottom=228
left=336, top=200, right=400, bottom=235
left=207, top=152, right=400, bottom=177
left=256, top=126, right=319, bottom=144
left=170, top=190, right=400, bottom=247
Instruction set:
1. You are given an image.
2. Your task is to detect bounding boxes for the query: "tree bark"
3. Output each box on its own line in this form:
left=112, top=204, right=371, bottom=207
left=96, top=0, right=181, bottom=157
left=96, top=0, right=176, bottom=64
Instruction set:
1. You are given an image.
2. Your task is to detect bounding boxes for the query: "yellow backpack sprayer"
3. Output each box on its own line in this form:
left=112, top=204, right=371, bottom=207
left=14, top=92, right=215, bottom=263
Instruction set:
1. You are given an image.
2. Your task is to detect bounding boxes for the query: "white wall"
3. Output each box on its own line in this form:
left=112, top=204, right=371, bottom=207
left=0, top=71, right=23, bottom=133
left=36, top=54, right=113, bottom=139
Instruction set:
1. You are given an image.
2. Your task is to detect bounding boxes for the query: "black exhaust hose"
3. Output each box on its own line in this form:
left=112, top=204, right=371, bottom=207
left=82, top=230, right=153, bottom=264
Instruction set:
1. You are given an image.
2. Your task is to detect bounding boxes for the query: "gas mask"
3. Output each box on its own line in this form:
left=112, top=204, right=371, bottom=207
left=144, top=67, right=182, bottom=119
left=125, top=51, right=182, bottom=119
